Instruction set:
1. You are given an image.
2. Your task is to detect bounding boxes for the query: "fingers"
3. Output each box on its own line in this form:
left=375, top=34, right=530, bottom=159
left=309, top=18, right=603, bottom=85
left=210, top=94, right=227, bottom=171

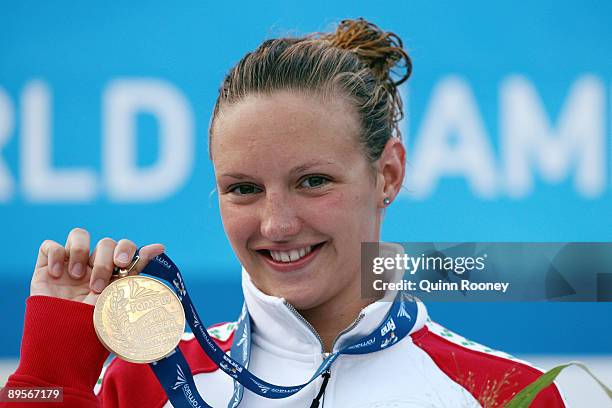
left=48, top=244, right=67, bottom=278
left=37, top=228, right=166, bottom=298
left=65, top=228, right=90, bottom=279
left=37, top=240, right=67, bottom=278
left=113, top=239, right=138, bottom=269
left=132, top=243, right=166, bottom=274
left=90, top=240, right=165, bottom=293
left=89, top=238, right=117, bottom=293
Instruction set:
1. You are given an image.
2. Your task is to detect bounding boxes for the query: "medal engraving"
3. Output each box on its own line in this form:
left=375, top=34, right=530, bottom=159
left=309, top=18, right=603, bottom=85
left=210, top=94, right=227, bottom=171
left=94, top=276, right=185, bottom=363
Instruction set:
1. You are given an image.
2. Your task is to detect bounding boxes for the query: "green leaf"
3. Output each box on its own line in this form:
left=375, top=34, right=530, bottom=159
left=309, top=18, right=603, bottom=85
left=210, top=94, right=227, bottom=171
left=505, top=361, right=612, bottom=408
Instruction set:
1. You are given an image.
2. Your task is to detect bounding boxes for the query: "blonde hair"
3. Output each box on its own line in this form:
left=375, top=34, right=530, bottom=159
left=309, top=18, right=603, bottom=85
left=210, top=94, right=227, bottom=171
left=209, top=18, right=412, bottom=163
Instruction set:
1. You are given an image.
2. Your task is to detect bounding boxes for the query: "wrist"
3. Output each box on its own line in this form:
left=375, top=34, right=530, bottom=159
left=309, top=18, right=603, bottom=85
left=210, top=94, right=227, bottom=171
left=14, top=296, right=110, bottom=390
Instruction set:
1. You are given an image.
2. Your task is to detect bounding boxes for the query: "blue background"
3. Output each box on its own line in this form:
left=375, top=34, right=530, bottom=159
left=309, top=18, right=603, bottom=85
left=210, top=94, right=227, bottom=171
left=1, top=1, right=611, bottom=358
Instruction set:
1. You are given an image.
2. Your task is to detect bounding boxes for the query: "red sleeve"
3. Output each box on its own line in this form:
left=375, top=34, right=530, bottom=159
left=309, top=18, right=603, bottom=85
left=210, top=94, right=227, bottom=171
left=1, top=296, right=236, bottom=408
left=0, top=296, right=109, bottom=407
left=412, top=325, right=566, bottom=407
left=97, top=332, right=234, bottom=408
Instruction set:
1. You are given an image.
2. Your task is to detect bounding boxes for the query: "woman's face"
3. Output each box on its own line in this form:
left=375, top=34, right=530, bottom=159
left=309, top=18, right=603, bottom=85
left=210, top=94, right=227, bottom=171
left=211, top=90, right=385, bottom=310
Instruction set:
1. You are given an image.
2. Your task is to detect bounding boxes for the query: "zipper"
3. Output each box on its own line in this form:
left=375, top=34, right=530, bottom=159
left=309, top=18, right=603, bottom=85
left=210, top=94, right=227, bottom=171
left=283, top=300, right=326, bottom=353
left=329, top=312, right=365, bottom=352
left=282, top=300, right=366, bottom=353
left=282, top=301, right=367, bottom=408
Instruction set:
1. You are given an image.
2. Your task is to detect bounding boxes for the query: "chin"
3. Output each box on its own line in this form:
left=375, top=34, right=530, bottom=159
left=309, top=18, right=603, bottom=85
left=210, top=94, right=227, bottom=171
left=267, top=283, right=323, bottom=310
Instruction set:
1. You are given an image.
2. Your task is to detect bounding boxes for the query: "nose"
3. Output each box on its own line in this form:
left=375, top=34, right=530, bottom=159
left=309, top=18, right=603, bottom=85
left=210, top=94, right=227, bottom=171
left=260, top=191, right=302, bottom=241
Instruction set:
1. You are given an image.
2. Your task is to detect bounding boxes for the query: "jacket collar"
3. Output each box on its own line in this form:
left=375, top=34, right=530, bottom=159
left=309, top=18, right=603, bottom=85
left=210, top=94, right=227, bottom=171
left=240, top=243, right=428, bottom=355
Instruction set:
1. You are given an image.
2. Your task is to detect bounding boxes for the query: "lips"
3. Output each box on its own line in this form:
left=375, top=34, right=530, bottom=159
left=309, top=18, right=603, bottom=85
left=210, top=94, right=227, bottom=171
left=269, top=245, right=312, bottom=262
left=256, top=242, right=326, bottom=272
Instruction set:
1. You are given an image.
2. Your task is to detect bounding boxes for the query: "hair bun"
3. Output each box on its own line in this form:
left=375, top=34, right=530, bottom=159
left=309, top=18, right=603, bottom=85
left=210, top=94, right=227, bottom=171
left=320, top=18, right=412, bottom=87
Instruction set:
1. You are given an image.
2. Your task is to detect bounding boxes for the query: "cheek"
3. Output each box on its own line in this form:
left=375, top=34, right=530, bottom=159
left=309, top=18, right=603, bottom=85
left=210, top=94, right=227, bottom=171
left=219, top=204, right=258, bottom=248
left=311, top=189, right=376, bottom=237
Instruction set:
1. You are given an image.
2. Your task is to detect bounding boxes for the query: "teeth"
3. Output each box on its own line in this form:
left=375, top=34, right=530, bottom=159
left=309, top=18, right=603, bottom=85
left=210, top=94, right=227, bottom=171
left=289, top=250, right=300, bottom=261
left=269, top=245, right=315, bottom=263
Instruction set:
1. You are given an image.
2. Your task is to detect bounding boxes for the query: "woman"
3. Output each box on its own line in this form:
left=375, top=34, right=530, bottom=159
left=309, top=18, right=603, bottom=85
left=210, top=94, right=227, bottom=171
left=2, top=18, right=565, bottom=407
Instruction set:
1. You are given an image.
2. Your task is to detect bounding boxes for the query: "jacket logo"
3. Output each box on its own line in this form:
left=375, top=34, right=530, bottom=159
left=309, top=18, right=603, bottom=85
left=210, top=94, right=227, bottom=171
left=348, top=337, right=376, bottom=350
left=172, top=275, right=187, bottom=300
left=381, top=332, right=398, bottom=349
left=236, top=326, right=248, bottom=348
left=397, top=302, right=412, bottom=320
left=191, top=304, right=201, bottom=328
left=220, top=362, right=240, bottom=379
left=380, top=318, right=396, bottom=337
left=172, top=364, right=187, bottom=390
left=154, top=255, right=172, bottom=269
left=172, top=364, right=203, bottom=407
left=252, top=379, right=271, bottom=394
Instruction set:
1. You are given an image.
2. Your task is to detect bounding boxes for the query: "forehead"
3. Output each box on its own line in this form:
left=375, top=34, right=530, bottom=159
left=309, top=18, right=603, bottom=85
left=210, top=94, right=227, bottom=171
left=211, top=91, right=363, bottom=173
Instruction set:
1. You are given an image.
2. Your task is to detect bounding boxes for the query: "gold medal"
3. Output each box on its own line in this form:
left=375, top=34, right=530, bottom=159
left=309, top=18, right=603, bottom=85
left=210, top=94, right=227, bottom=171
left=93, top=257, right=185, bottom=364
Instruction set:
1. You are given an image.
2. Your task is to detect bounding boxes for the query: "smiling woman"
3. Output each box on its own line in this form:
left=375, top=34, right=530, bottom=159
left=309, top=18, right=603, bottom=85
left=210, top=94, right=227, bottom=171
left=212, top=90, right=393, bottom=330
left=1, top=18, right=566, bottom=408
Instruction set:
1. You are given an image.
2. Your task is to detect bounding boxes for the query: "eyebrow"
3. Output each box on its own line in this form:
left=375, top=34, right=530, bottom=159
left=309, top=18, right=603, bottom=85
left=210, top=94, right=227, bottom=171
left=289, top=160, right=335, bottom=176
left=220, top=160, right=335, bottom=180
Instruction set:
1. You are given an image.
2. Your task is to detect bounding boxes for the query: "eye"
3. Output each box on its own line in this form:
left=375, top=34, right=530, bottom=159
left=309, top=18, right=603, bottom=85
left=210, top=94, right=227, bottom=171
left=299, top=175, right=330, bottom=189
left=228, top=184, right=262, bottom=195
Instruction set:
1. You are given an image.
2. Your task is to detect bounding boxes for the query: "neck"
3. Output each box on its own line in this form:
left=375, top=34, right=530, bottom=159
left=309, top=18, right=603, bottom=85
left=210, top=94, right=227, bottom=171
left=298, top=281, right=381, bottom=353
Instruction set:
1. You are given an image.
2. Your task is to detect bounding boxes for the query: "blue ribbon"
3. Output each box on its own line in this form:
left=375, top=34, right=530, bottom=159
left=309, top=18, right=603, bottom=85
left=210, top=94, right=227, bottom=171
left=137, top=252, right=418, bottom=408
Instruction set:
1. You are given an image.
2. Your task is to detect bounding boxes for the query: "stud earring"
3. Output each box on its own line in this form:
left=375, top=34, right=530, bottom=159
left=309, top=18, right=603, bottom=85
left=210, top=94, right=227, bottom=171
left=383, top=197, right=391, bottom=205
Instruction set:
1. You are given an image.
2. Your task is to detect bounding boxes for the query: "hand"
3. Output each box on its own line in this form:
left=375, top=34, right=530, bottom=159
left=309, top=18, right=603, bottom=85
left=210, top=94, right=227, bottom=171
left=30, top=228, right=165, bottom=306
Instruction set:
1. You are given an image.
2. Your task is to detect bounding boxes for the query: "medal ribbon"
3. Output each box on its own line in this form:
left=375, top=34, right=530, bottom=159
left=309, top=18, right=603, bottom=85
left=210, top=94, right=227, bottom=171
left=139, top=252, right=418, bottom=408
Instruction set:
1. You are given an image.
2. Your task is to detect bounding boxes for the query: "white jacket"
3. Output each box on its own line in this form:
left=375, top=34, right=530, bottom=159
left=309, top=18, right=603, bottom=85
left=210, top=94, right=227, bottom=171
left=154, top=269, right=565, bottom=408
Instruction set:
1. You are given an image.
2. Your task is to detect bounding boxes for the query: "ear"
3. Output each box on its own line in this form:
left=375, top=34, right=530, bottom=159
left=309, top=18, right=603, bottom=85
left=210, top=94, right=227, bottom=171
left=376, top=137, right=406, bottom=207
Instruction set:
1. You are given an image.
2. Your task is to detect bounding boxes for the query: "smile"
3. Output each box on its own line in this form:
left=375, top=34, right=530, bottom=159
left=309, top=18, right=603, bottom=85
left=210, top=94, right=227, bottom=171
left=256, top=242, right=326, bottom=271
left=270, top=246, right=312, bottom=262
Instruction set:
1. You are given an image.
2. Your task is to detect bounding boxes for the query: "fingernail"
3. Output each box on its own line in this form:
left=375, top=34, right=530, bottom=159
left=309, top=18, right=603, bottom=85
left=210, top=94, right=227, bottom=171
left=52, top=263, right=61, bottom=276
left=72, top=263, right=83, bottom=278
left=117, top=253, right=129, bottom=264
left=92, top=279, right=106, bottom=293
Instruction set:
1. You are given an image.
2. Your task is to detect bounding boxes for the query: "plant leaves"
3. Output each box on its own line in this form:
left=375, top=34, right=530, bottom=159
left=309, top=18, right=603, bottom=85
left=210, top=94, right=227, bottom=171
left=505, top=361, right=612, bottom=407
